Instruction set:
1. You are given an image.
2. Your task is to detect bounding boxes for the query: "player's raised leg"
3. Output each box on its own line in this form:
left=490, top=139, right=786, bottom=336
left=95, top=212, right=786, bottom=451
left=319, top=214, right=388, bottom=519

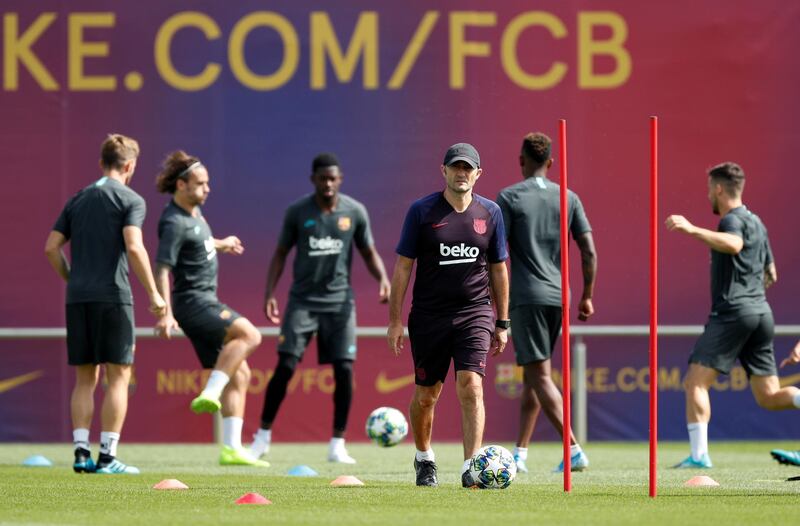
left=193, top=317, right=261, bottom=414
left=523, top=361, right=589, bottom=473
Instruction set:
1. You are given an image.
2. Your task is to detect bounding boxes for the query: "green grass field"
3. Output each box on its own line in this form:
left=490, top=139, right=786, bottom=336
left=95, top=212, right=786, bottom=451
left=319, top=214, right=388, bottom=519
left=1, top=441, right=798, bottom=525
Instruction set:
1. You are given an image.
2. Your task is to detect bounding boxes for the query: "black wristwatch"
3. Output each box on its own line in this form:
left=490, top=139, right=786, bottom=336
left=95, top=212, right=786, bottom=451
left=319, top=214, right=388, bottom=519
left=495, top=319, right=511, bottom=330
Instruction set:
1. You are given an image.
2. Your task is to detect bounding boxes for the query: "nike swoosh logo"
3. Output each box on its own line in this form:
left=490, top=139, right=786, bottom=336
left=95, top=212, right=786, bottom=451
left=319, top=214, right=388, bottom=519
left=375, top=371, right=416, bottom=393
left=432, top=222, right=448, bottom=229
left=0, top=370, right=43, bottom=394
left=779, top=372, right=800, bottom=387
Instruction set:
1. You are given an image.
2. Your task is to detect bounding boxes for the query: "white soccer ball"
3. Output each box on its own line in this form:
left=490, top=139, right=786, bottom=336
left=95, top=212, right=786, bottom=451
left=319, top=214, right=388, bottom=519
left=365, top=407, right=408, bottom=447
left=468, top=445, right=517, bottom=489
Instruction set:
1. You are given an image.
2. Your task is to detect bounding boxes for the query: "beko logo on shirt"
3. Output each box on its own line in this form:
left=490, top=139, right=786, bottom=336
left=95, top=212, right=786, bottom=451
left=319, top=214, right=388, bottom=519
left=439, top=243, right=479, bottom=265
left=309, top=236, right=343, bottom=256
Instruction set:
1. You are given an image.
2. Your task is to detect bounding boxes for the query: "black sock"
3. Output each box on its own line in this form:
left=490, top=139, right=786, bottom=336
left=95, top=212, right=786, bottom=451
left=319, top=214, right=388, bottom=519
left=260, top=354, right=298, bottom=427
left=333, top=361, right=353, bottom=433
left=98, top=452, right=114, bottom=467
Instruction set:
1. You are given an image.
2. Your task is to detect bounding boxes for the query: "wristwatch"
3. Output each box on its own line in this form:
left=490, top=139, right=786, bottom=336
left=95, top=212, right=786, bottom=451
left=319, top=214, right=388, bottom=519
left=495, top=319, right=511, bottom=329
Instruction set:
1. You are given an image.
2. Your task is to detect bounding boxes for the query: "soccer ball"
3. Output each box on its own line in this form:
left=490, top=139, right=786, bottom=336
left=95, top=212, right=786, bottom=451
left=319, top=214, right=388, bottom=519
left=365, top=407, right=408, bottom=447
left=467, top=445, right=516, bottom=489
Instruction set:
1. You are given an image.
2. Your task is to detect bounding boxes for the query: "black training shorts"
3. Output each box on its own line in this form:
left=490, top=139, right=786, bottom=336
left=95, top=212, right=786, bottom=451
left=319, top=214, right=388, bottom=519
left=174, top=301, right=241, bottom=369
left=690, top=310, right=777, bottom=377
left=277, top=300, right=356, bottom=364
left=408, top=306, right=494, bottom=386
left=66, top=302, right=135, bottom=365
left=510, top=304, right=562, bottom=365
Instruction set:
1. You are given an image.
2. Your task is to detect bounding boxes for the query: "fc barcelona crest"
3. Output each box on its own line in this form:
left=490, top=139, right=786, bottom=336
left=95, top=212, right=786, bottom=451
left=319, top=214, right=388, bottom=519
left=338, top=216, right=352, bottom=231
left=473, top=218, right=487, bottom=235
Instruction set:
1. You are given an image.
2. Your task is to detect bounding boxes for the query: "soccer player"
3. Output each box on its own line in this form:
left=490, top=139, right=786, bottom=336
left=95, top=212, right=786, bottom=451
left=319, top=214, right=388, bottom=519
left=250, top=153, right=390, bottom=464
left=666, top=162, right=800, bottom=468
left=45, top=134, right=166, bottom=474
left=387, top=143, right=510, bottom=487
left=154, top=151, right=266, bottom=467
left=496, top=132, right=597, bottom=474
left=770, top=341, right=800, bottom=467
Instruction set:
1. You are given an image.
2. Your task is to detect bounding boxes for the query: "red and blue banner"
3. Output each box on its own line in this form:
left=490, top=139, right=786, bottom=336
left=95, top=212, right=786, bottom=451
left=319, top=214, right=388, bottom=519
left=2, top=1, right=799, bottom=442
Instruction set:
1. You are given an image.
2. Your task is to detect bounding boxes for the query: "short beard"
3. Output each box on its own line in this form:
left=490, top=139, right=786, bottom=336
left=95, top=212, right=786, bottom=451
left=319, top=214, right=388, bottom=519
left=448, top=183, right=470, bottom=194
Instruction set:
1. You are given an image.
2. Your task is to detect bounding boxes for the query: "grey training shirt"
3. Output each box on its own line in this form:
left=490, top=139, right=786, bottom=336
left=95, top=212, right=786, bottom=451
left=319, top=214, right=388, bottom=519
left=53, top=176, right=146, bottom=304
left=496, top=176, right=592, bottom=308
left=278, top=193, right=374, bottom=310
left=156, top=200, right=219, bottom=309
left=710, top=206, right=773, bottom=319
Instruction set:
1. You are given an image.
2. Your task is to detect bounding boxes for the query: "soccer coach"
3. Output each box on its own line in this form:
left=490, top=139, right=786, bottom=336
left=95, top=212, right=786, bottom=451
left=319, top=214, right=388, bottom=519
left=387, top=143, right=510, bottom=488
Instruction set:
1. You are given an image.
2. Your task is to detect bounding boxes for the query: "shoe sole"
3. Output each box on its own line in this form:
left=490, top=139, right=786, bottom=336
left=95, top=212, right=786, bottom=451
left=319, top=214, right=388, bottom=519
left=95, top=468, right=140, bottom=474
left=191, top=399, right=221, bottom=414
left=220, top=459, right=271, bottom=467
left=771, top=452, right=800, bottom=466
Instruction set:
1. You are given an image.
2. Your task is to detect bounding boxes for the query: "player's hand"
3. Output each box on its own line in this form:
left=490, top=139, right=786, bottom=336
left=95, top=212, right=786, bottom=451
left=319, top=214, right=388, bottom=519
left=491, top=328, right=507, bottom=356
left=665, top=215, right=696, bottom=235
left=378, top=279, right=391, bottom=304
left=155, top=314, right=179, bottom=339
left=780, top=341, right=800, bottom=368
left=387, top=321, right=404, bottom=356
left=218, top=236, right=244, bottom=255
left=578, top=297, right=594, bottom=321
left=264, top=297, right=281, bottom=324
left=149, top=293, right=167, bottom=317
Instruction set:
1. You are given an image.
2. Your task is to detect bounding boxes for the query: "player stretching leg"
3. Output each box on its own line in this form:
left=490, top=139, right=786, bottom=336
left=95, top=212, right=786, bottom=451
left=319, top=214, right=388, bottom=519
left=667, top=162, right=800, bottom=469
left=154, top=151, right=266, bottom=467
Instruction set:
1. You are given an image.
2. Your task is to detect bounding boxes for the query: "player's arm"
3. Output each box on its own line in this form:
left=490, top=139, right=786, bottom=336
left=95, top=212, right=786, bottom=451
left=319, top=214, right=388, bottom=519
left=488, top=261, right=509, bottom=357
left=123, top=226, right=167, bottom=317
left=764, top=237, right=777, bottom=289
left=575, top=232, right=597, bottom=321
left=214, top=236, right=244, bottom=255
left=154, top=263, right=179, bottom=338
left=665, top=215, right=743, bottom=254
left=44, top=231, right=70, bottom=282
left=263, top=245, right=290, bottom=324
left=764, top=262, right=777, bottom=289
left=387, top=255, right=414, bottom=356
left=358, top=245, right=391, bottom=303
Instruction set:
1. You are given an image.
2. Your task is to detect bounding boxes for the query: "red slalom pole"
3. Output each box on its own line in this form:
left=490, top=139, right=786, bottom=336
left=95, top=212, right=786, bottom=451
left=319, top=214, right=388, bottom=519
left=649, top=116, right=659, bottom=498
left=558, top=119, right=572, bottom=492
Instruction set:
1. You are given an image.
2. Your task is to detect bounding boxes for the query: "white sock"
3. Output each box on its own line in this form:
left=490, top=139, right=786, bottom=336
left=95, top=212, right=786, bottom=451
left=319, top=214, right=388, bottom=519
left=73, top=428, right=90, bottom=451
left=254, top=428, right=272, bottom=443
left=415, top=449, right=435, bottom=462
left=330, top=437, right=346, bottom=451
left=100, top=431, right=120, bottom=457
left=792, top=391, right=800, bottom=409
left=570, top=444, right=583, bottom=456
left=688, top=422, right=708, bottom=461
left=223, top=417, right=243, bottom=449
left=203, top=370, right=230, bottom=398
left=462, top=458, right=472, bottom=472
left=513, top=447, right=528, bottom=460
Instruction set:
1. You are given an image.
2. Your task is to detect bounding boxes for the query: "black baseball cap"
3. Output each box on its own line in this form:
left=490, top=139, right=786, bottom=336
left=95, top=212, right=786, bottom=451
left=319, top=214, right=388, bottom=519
left=443, top=143, right=480, bottom=169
